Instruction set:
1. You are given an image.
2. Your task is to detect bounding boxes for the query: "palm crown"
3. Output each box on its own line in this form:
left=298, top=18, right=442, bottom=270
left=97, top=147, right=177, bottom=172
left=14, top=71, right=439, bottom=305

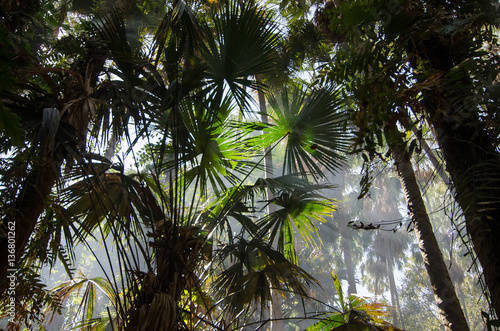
left=0, top=1, right=352, bottom=330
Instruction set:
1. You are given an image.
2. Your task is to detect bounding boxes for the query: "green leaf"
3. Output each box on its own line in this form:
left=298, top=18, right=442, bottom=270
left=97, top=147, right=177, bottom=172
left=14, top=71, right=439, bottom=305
left=268, top=86, right=350, bottom=180
left=332, top=270, right=347, bottom=313
left=201, top=0, right=280, bottom=110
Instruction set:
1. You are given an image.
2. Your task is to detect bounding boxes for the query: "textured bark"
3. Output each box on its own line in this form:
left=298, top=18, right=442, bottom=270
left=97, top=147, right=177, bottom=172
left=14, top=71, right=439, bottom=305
left=458, top=291, right=470, bottom=326
left=393, top=138, right=469, bottom=331
left=398, top=110, right=451, bottom=186
left=0, top=161, right=58, bottom=287
left=404, top=7, right=500, bottom=314
left=425, top=100, right=500, bottom=317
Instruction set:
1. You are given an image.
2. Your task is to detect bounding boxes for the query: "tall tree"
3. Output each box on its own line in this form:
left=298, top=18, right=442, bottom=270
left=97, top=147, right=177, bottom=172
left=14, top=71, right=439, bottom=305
left=359, top=172, right=409, bottom=328
left=316, top=0, right=500, bottom=316
left=310, top=2, right=470, bottom=325
left=0, top=0, right=114, bottom=289
left=325, top=165, right=362, bottom=297
left=398, top=2, right=500, bottom=316
left=0, top=1, right=360, bottom=330
left=392, top=130, right=469, bottom=330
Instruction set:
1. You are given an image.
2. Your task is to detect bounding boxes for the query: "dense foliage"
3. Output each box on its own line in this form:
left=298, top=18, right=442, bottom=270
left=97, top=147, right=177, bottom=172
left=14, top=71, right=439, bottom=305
left=0, top=0, right=499, bottom=330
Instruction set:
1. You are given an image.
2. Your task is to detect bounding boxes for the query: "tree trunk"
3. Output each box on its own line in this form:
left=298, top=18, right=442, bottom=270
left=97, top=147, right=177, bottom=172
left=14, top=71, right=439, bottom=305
left=330, top=168, right=358, bottom=296
left=256, top=75, right=274, bottom=186
left=397, top=109, right=451, bottom=187
left=404, top=13, right=500, bottom=315
left=386, top=251, right=404, bottom=329
left=425, top=102, right=500, bottom=317
left=386, top=257, right=398, bottom=327
left=255, top=74, right=282, bottom=330
left=392, top=136, right=469, bottom=331
left=340, top=226, right=357, bottom=296
left=0, top=10, right=109, bottom=287
left=336, top=169, right=358, bottom=296
left=458, top=290, right=470, bottom=326
left=0, top=161, right=58, bottom=288
left=270, top=290, right=283, bottom=331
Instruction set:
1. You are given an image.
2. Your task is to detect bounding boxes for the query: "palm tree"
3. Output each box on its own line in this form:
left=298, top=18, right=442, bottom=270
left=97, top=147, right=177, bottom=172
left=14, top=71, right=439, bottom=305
left=321, top=164, right=363, bottom=297
left=62, top=2, right=291, bottom=328
left=358, top=172, right=409, bottom=328
left=0, top=0, right=270, bottom=325
left=305, top=2, right=472, bottom=327
left=0, top=0, right=112, bottom=291
left=1, top=1, right=358, bottom=330
left=0, top=0, right=161, bottom=290
left=315, top=0, right=500, bottom=316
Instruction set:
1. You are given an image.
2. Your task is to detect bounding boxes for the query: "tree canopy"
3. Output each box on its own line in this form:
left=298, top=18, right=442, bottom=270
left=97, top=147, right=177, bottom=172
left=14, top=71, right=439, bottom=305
left=0, top=0, right=499, bottom=330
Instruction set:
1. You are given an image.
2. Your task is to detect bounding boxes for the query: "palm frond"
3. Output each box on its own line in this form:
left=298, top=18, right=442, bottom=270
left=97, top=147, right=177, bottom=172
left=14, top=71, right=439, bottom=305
left=268, top=85, right=350, bottom=180
left=201, top=0, right=280, bottom=110
left=201, top=175, right=333, bottom=238
left=256, top=187, right=336, bottom=263
left=157, top=97, right=264, bottom=197
left=151, top=0, right=202, bottom=67
left=212, top=238, right=317, bottom=317
left=49, top=273, right=118, bottom=328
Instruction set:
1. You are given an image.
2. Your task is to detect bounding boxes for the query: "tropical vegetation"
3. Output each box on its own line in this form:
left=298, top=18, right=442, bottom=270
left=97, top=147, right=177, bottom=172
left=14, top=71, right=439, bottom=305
left=0, top=0, right=499, bottom=330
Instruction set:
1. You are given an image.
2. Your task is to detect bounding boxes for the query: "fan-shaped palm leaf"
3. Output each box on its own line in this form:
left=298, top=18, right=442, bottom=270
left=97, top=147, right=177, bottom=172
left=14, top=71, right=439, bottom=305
left=151, top=0, right=203, bottom=68
left=266, top=85, right=350, bottom=180
left=158, top=97, right=263, bottom=196
left=91, top=10, right=166, bottom=156
left=212, top=238, right=316, bottom=319
left=64, top=171, right=163, bottom=234
left=201, top=0, right=280, bottom=110
left=48, top=272, right=120, bottom=330
left=59, top=167, right=164, bottom=292
left=256, top=186, right=336, bottom=264
left=199, top=174, right=335, bottom=265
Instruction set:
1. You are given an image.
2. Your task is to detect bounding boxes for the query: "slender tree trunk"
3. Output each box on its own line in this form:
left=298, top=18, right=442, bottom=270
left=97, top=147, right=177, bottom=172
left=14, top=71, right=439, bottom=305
left=398, top=109, right=451, bottom=186
left=458, top=290, right=470, bottom=326
left=332, top=168, right=358, bottom=296
left=336, top=169, right=358, bottom=296
left=270, top=290, right=283, bottom=331
left=386, top=252, right=404, bottom=329
left=386, top=256, right=398, bottom=327
left=256, top=74, right=282, bottom=331
left=413, top=129, right=451, bottom=186
left=340, top=226, right=357, bottom=296
left=392, top=136, right=469, bottom=331
left=256, top=75, right=274, bottom=187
